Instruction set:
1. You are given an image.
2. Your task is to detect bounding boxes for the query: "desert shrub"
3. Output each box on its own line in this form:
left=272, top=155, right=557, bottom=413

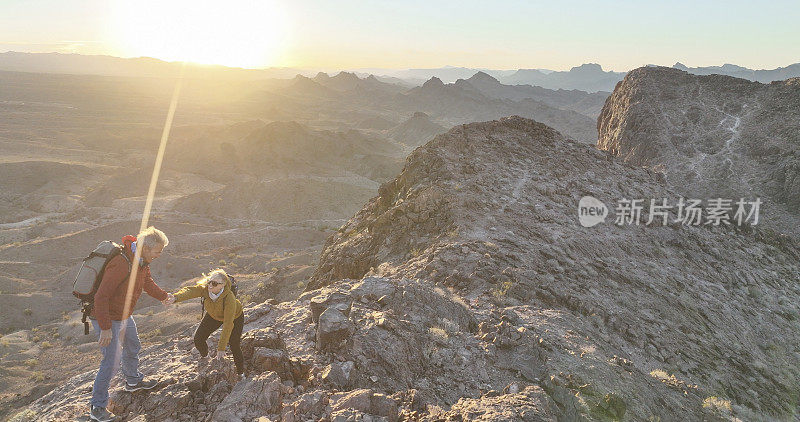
left=491, top=281, right=513, bottom=298
left=703, top=396, right=732, bottom=412
left=9, top=409, right=37, bottom=422
left=428, top=326, right=449, bottom=343
left=650, top=369, right=671, bottom=381
left=140, top=329, right=162, bottom=340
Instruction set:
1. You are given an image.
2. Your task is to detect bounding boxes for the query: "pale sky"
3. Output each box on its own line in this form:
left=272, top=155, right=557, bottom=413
left=1, top=0, right=798, bottom=71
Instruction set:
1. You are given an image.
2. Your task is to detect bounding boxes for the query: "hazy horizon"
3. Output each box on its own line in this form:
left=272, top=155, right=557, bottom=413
left=2, top=0, right=798, bottom=72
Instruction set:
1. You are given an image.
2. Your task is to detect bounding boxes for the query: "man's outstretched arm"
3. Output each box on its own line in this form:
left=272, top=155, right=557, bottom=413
left=143, top=271, right=169, bottom=302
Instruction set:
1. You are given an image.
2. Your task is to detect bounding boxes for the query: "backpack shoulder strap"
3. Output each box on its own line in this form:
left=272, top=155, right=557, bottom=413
left=98, top=248, right=132, bottom=288
left=117, top=247, right=132, bottom=274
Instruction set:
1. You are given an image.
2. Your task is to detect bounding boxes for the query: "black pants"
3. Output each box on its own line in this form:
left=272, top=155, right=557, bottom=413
left=194, top=313, right=244, bottom=375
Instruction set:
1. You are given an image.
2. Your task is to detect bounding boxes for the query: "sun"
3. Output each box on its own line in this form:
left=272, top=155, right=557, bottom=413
left=110, top=0, right=289, bottom=68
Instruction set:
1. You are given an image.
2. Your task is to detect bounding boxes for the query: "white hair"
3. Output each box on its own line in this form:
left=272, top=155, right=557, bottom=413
left=138, top=226, right=169, bottom=249
left=201, top=268, right=230, bottom=286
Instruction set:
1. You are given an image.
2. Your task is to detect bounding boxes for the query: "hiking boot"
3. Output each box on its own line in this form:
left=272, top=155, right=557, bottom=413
left=124, top=378, right=158, bottom=392
left=89, top=405, right=116, bottom=422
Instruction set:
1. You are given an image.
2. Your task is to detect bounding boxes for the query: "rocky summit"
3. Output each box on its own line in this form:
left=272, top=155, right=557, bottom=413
left=21, top=117, right=800, bottom=421
left=598, top=66, right=800, bottom=239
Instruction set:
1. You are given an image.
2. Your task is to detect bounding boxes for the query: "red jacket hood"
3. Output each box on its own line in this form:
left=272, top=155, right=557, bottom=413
left=122, top=235, right=136, bottom=249
left=121, top=235, right=136, bottom=258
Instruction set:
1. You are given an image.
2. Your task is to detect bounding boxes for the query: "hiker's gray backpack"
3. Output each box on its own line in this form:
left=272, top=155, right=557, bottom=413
left=71, top=241, right=131, bottom=335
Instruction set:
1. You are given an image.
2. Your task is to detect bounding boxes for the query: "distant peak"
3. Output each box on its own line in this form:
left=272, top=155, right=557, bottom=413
left=314, top=71, right=330, bottom=79
left=334, top=71, right=359, bottom=78
left=411, top=111, right=431, bottom=119
left=422, top=77, right=445, bottom=89
left=673, top=62, right=689, bottom=70
left=468, top=71, right=499, bottom=83
left=570, top=63, right=604, bottom=72
left=719, top=63, right=747, bottom=71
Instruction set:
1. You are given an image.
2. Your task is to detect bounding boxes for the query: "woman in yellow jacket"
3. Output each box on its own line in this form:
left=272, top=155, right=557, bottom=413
left=171, top=269, right=244, bottom=375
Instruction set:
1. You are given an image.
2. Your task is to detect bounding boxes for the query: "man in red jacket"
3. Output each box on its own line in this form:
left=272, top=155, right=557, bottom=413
left=88, top=226, right=174, bottom=422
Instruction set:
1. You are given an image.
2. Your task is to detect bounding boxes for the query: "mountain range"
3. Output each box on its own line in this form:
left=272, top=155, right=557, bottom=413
left=4, top=51, right=799, bottom=91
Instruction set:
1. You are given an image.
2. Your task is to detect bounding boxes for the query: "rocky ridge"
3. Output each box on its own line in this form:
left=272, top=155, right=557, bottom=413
left=18, top=117, right=800, bottom=421
left=598, top=66, right=800, bottom=238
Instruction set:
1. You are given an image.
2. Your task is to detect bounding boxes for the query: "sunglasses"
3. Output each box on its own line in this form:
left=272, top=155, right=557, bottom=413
left=209, top=280, right=224, bottom=287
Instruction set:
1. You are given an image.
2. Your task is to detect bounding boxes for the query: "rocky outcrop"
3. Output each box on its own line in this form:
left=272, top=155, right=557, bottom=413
left=598, top=66, right=800, bottom=238
left=19, top=117, right=800, bottom=421
left=309, top=116, right=800, bottom=420
left=436, top=385, right=557, bottom=421
left=18, top=275, right=528, bottom=421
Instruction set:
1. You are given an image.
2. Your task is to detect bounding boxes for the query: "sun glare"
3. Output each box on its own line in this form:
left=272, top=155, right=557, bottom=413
left=110, top=0, right=289, bottom=68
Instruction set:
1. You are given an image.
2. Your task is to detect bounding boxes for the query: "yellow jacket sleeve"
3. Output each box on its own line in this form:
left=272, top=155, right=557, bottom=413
left=217, top=293, right=237, bottom=351
left=173, top=284, right=205, bottom=303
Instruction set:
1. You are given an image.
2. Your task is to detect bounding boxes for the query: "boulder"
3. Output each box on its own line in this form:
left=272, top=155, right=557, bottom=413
left=370, top=393, right=399, bottom=422
left=316, top=307, right=353, bottom=350
left=321, top=361, right=355, bottom=389
left=310, top=291, right=353, bottom=322
left=212, top=372, right=283, bottom=421
left=330, top=388, right=374, bottom=413
left=350, top=277, right=396, bottom=302
left=252, top=347, right=287, bottom=373
left=287, top=389, right=329, bottom=420
left=242, top=327, right=284, bottom=360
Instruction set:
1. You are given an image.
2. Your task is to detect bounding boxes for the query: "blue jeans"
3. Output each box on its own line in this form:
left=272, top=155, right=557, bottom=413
left=89, top=316, right=144, bottom=408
